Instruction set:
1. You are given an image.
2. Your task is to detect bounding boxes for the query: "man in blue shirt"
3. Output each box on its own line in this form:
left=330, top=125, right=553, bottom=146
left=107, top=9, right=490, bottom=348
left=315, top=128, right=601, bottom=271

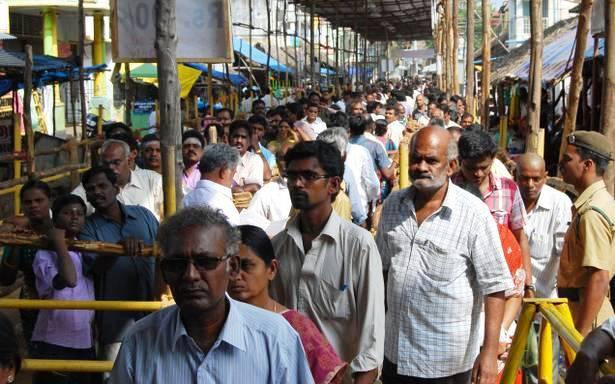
left=348, top=115, right=396, bottom=185
left=110, top=206, right=314, bottom=383
left=78, top=166, right=159, bottom=364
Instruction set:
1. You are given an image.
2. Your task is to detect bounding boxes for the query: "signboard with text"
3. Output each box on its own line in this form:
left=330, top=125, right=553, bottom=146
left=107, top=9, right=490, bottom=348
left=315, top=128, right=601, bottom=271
left=111, top=0, right=233, bottom=63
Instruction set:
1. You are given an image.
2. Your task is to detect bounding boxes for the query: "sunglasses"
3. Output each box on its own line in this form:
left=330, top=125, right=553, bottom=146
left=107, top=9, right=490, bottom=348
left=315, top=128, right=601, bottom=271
left=160, top=255, right=230, bottom=282
left=285, top=170, right=330, bottom=184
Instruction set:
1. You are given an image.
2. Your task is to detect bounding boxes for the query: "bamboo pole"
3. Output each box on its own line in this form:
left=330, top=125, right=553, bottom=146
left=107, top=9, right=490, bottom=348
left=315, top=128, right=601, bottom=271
left=124, top=63, right=132, bottom=126
left=0, top=163, right=89, bottom=190
left=249, top=0, right=253, bottom=90
left=13, top=104, right=21, bottom=215
left=310, top=1, right=315, bottom=88
left=444, top=0, right=453, bottom=95
left=452, top=0, right=459, bottom=95
left=558, top=0, right=593, bottom=162
left=602, top=0, right=615, bottom=195
left=590, top=38, right=601, bottom=131
left=78, top=0, right=87, bottom=141
left=526, top=0, right=544, bottom=153
left=283, top=0, right=290, bottom=98
left=480, top=0, right=492, bottom=128
left=155, top=0, right=182, bottom=216
left=265, top=0, right=272, bottom=89
left=208, top=64, right=214, bottom=117
left=466, top=0, right=476, bottom=114
left=23, top=44, right=34, bottom=177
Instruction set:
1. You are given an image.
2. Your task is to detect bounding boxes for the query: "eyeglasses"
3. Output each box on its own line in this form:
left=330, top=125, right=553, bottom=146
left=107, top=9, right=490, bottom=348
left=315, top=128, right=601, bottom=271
left=285, top=170, right=330, bottom=184
left=160, top=255, right=230, bottom=282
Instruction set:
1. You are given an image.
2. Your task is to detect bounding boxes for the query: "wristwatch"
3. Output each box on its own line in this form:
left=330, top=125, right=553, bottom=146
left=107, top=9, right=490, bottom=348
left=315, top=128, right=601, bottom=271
left=524, top=284, right=536, bottom=292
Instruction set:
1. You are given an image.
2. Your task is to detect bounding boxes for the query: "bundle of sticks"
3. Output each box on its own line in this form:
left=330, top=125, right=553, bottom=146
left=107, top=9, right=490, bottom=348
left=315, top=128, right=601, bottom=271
left=0, top=232, right=159, bottom=257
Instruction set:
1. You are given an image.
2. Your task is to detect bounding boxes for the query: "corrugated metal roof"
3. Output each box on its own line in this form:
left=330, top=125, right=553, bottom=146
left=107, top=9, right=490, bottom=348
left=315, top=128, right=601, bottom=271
left=492, top=18, right=602, bottom=84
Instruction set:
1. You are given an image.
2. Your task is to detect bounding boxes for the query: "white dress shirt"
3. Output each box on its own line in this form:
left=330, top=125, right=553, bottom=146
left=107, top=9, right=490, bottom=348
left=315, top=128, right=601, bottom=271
left=300, top=116, right=328, bottom=136
left=245, top=178, right=292, bottom=226
left=376, top=183, right=513, bottom=378
left=523, top=184, right=572, bottom=298
left=386, top=121, right=405, bottom=149
left=233, top=151, right=264, bottom=188
left=271, top=211, right=385, bottom=377
left=345, top=144, right=380, bottom=215
left=72, top=168, right=163, bottom=221
left=182, top=179, right=240, bottom=225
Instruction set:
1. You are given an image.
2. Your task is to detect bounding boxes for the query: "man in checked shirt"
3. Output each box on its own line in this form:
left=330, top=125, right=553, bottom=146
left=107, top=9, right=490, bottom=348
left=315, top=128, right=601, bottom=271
left=376, top=126, right=513, bottom=384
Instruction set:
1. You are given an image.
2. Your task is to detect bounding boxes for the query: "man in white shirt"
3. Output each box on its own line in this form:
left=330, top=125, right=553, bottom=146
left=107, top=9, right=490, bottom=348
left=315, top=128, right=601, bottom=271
left=384, top=105, right=405, bottom=149
left=300, top=102, right=327, bottom=136
left=72, top=139, right=163, bottom=220
left=442, top=104, right=462, bottom=129
left=182, top=143, right=241, bottom=226
left=229, top=120, right=264, bottom=193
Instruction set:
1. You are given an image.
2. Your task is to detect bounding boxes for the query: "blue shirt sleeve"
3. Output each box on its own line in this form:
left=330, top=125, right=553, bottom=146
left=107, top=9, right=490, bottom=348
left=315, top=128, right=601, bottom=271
left=375, top=145, right=392, bottom=169
left=276, top=330, right=315, bottom=384
left=109, top=336, right=135, bottom=383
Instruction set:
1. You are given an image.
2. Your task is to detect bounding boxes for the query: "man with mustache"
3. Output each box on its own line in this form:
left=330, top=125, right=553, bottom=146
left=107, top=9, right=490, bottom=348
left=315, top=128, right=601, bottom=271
left=140, top=134, right=161, bottom=174
left=230, top=120, right=265, bottom=194
left=182, top=130, right=205, bottom=195
left=376, top=126, right=513, bottom=384
left=78, top=166, right=159, bottom=372
left=271, top=141, right=385, bottom=384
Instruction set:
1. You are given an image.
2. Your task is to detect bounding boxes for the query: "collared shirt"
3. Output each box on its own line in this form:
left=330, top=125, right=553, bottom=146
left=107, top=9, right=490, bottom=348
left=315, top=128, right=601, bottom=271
left=349, top=135, right=391, bottom=172
left=182, top=179, right=240, bottom=226
left=110, top=298, right=314, bottom=384
left=300, top=116, right=328, bottom=136
left=452, top=172, right=527, bottom=231
left=523, top=184, right=572, bottom=298
left=376, top=183, right=513, bottom=378
left=558, top=180, right=615, bottom=289
left=233, top=151, right=264, bottom=187
left=271, top=211, right=385, bottom=376
left=386, top=120, right=405, bottom=149
left=245, top=178, right=292, bottom=224
left=345, top=143, right=380, bottom=218
left=491, top=158, right=514, bottom=179
left=79, top=203, right=159, bottom=345
left=72, top=168, right=164, bottom=221
left=444, top=120, right=461, bottom=129
left=259, top=143, right=277, bottom=169
left=182, top=163, right=201, bottom=195
left=31, top=250, right=95, bottom=349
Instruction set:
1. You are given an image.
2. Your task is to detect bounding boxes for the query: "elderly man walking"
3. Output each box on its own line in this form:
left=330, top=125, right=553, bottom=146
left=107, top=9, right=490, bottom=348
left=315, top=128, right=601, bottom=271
left=376, top=126, right=513, bottom=384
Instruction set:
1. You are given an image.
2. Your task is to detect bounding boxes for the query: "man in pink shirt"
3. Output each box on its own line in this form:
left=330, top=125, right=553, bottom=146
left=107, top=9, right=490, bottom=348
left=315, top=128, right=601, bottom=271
left=181, top=130, right=205, bottom=195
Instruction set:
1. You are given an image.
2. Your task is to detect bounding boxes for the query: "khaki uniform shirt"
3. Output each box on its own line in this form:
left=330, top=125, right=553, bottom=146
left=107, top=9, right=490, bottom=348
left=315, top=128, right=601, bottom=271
left=558, top=180, right=615, bottom=325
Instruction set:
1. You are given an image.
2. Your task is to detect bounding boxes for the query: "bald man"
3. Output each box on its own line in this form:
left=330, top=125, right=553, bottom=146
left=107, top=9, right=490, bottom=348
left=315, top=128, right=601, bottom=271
left=516, top=154, right=572, bottom=384
left=516, top=154, right=572, bottom=299
left=377, top=126, right=512, bottom=384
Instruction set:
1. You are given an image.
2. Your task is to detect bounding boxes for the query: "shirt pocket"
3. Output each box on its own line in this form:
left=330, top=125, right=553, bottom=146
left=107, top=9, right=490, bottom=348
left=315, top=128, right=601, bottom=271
left=417, top=240, right=465, bottom=283
left=530, top=232, right=550, bottom=261
left=314, top=278, right=352, bottom=320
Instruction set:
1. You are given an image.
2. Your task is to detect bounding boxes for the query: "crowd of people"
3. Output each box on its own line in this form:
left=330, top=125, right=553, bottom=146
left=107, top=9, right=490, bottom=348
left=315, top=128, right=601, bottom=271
left=0, top=78, right=614, bottom=384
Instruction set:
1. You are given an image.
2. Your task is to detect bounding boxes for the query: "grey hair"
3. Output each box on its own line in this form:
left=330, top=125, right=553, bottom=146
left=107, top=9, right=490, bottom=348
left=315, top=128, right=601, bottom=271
left=198, top=143, right=240, bottom=174
left=158, top=206, right=241, bottom=258
left=317, top=127, right=349, bottom=157
left=447, top=138, right=458, bottom=161
left=101, top=139, right=130, bottom=159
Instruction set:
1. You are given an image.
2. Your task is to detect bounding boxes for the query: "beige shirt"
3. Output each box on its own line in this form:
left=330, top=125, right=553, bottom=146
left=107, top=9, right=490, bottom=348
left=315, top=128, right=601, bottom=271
left=271, top=211, right=385, bottom=377
left=72, top=168, right=163, bottom=221
left=233, top=151, right=264, bottom=187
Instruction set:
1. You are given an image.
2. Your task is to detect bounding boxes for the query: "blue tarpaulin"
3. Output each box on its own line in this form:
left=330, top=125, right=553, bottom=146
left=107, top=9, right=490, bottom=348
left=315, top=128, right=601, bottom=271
left=232, top=37, right=292, bottom=73
left=185, top=63, right=248, bottom=86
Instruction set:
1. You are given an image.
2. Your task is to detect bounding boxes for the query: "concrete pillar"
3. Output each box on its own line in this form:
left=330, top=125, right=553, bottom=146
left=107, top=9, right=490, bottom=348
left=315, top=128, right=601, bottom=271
left=42, top=8, right=58, bottom=56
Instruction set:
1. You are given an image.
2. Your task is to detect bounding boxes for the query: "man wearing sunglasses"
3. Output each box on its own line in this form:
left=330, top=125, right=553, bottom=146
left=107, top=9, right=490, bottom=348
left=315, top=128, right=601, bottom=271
left=558, top=131, right=615, bottom=336
left=110, top=206, right=314, bottom=383
left=271, top=141, right=385, bottom=384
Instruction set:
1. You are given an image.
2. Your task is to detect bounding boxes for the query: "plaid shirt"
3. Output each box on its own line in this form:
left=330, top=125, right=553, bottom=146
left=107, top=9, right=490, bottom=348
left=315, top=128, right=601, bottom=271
left=452, top=172, right=527, bottom=231
left=376, top=183, right=514, bottom=378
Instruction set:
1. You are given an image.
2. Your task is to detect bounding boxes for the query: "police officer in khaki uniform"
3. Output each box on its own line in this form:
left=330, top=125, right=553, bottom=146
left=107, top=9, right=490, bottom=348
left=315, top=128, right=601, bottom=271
left=558, top=131, right=615, bottom=336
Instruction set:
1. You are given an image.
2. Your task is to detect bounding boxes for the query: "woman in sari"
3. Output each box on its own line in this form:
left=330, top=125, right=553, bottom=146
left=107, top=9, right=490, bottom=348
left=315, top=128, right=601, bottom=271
left=229, top=225, right=347, bottom=384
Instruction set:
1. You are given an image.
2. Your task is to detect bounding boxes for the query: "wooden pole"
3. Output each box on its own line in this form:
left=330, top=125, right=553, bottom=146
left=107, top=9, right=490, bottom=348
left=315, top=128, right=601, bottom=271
left=480, top=0, right=492, bottom=128
left=13, top=100, right=22, bottom=215
left=310, top=1, right=316, bottom=88
left=558, top=0, right=593, bottom=162
left=466, top=0, right=476, bottom=114
left=156, top=0, right=182, bottom=216
left=124, top=63, right=132, bottom=126
left=590, top=38, right=601, bottom=131
left=265, top=0, right=272, bottom=89
left=249, top=0, right=253, bottom=90
left=207, top=64, right=214, bottom=117
left=78, top=0, right=89, bottom=176
left=452, top=0, right=459, bottom=95
left=23, top=44, right=35, bottom=176
left=602, top=0, right=615, bottom=195
left=526, top=0, right=544, bottom=153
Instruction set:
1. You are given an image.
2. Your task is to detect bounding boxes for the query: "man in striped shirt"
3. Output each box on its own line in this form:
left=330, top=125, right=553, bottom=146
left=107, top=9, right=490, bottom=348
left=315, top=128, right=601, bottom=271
left=110, top=207, right=313, bottom=383
left=453, top=130, right=534, bottom=296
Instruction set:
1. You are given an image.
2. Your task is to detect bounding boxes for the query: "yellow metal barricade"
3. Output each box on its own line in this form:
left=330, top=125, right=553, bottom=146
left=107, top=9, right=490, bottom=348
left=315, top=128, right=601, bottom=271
left=501, top=298, right=615, bottom=384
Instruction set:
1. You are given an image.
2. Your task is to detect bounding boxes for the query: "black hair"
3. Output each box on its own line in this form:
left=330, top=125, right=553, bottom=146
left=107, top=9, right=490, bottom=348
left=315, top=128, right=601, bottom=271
left=252, top=99, right=266, bottom=109
left=458, top=130, right=498, bottom=160
left=308, top=92, right=321, bottom=102
left=248, top=114, right=268, bottom=128
left=349, top=115, right=367, bottom=136
left=104, top=122, right=131, bottom=138
left=366, top=101, right=381, bottom=113
left=229, top=120, right=252, bottom=136
left=375, top=119, right=388, bottom=136
left=461, top=112, right=474, bottom=120
left=0, top=312, right=21, bottom=373
left=440, top=104, right=451, bottom=114
left=182, top=129, right=205, bottom=148
left=576, top=146, right=610, bottom=176
left=217, top=108, right=234, bottom=117
left=330, top=111, right=349, bottom=129
left=51, top=194, right=87, bottom=223
left=385, top=104, right=398, bottom=113
left=110, top=132, right=139, bottom=152
left=82, top=166, right=118, bottom=186
left=286, top=102, right=305, bottom=120
left=306, top=102, right=320, bottom=111
left=284, top=140, right=344, bottom=178
left=20, top=179, right=51, bottom=201
left=238, top=225, right=275, bottom=265
left=141, top=133, right=160, bottom=146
